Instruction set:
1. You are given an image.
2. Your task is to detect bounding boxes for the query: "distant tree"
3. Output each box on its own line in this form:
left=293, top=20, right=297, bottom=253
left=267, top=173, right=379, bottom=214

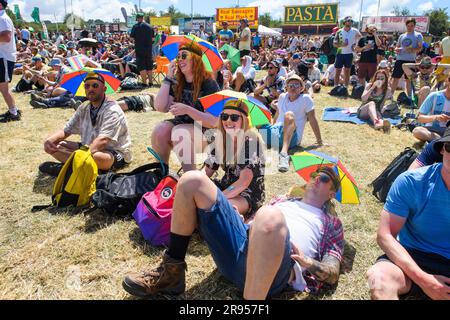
left=425, top=8, right=449, bottom=36
left=391, top=6, right=416, bottom=16
left=259, top=13, right=272, bottom=27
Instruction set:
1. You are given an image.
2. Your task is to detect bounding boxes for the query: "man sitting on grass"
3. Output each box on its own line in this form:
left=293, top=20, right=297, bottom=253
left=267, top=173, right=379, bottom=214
left=258, top=74, right=323, bottom=173
left=39, top=72, right=132, bottom=176
left=122, top=166, right=344, bottom=299
left=367, top=128, right=450, bottom=300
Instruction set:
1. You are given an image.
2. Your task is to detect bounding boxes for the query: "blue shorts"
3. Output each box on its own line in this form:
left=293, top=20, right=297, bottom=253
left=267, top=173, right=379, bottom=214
left=334, top=53, right=353, bottom=69
left=197, top=189, right=295, bottom=297
left=258, top=124, right=299, bottom=151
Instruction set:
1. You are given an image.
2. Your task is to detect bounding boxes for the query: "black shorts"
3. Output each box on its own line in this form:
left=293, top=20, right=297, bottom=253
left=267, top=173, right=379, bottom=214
left=240, top=49, right=250, bottom=58
left=376, top=247, right=450, bottom=297
left=0, top=59, right=15, bottom=83
left=392, top=60, right=414, bottom=79
left=136, top=52, right=153, bottom=72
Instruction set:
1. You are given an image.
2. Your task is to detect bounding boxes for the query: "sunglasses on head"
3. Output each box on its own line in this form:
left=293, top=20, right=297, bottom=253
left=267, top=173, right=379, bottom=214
left=176, top=52, right=189, bottom=61
left=445, top=143, right=450, bottom=153
left=220, top=113, right=242, bottom=122
left=288, top=83, right=302, bottom=89
left=84, top=83, right=100, bottom=89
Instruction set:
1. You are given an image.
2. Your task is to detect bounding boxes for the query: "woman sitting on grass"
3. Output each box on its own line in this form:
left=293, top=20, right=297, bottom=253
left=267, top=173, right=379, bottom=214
left=357, top=69, right=392, bottom=132
left=202, top=99, right=265, bottom=222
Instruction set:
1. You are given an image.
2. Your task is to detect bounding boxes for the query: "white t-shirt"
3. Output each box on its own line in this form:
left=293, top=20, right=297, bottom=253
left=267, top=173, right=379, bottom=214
left=325, top=64, right=336, bottom=81
left=277, top=66, right=288, bottom=78
left=276, top=92, right=314, bottom=143
left=308, top=67, right=321, bottom=82
left=337, top=27, right=359, bottom=55
left=0, top=10, right=16, bottom=62
left=289, top=37, right=299, bottom=51
left=274, top=200, right=325, bottom=291
left=239, top=27, right=251, bottom=51
left=197, top=30, right=208, bottom=41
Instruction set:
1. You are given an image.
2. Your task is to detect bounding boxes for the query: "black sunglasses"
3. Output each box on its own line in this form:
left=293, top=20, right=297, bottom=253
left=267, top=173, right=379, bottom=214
left=176, top=52, right=189, bottom=61
left=445, top=143, right=450, bottom=153
left=312, top=172, right=332, bottom=184
left=84, top=83, right=100, bottom=89
left=220, top=113, right=242, bottom=122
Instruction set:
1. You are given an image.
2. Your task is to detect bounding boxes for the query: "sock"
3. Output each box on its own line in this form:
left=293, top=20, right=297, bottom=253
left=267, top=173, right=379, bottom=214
left=167, top=233, right=191, bottom=261
left=9, top=107, right=18, bottom=116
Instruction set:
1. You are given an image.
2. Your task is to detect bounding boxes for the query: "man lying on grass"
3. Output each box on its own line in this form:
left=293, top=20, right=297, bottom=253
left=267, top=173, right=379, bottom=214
left=122, top=166, right=344, bottom=300
left=39, top=72, right=132, bottom=176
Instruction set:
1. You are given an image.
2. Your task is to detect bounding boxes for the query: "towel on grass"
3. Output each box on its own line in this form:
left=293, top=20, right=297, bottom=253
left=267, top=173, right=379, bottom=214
left=322, top=107, right=402, bottom=125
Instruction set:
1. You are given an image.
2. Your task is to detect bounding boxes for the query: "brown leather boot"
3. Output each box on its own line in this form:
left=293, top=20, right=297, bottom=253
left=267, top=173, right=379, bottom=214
left=122, top=252, right=187, bottom=298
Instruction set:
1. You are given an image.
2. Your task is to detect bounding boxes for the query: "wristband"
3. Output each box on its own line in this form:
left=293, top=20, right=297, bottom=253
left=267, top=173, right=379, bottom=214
left=163, top=76, right=176, bottom=85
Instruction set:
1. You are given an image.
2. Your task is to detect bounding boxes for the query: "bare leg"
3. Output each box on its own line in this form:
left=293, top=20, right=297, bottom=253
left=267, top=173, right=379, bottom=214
left=412, top=127, right=441, bottom=142
left=92, top=151, right=115, bottom=170
left=334, top=68, right=342, bottom=87
left=281, top=111, right=296, bottom=154
left=228, top=196, right=250, bottom=217
left=139, top=70, right=148, bottom=85
left=418, top=86, right=430, bottom=108
left=46, top=140, right=80, bottom=163
left=391, top=77, right=400, bottom=94
left=171, top=124, right=207, bottom=172
left=147, top=70, right=153, bottom=85
left=244, top=206, right=289, bottom=300
left=358, top=102, right=381, bottom=127
left=151, top=121, right=175, bottom=164
left=234, top=72, right=245, bottom=92
left=367, top=262, right=412, bottom=300
left=343, top=67, right=350, bottom=87
left=0, top=82, right=16, bottom=110
left=50, top=87, right=67, bottom=97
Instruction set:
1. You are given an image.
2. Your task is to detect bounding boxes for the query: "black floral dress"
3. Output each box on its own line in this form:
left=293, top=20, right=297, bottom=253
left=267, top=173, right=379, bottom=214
left=204, top=135, right=265, bottom=218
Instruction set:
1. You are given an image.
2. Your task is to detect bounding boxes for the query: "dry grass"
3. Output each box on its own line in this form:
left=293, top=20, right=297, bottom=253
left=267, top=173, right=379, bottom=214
left=0, top=72, right=417, bottom=300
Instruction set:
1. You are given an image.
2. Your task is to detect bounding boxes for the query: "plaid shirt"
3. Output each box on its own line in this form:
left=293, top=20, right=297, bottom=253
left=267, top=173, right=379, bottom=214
left=269, top=196, right=344, bottom=293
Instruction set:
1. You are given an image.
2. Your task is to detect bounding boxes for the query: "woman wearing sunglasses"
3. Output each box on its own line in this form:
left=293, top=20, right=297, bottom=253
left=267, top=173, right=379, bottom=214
left=357, top=69, right=392, bottom=132
left=202, top=100, right=265, bottom=221
left=152, top=43, right=220, bottom=171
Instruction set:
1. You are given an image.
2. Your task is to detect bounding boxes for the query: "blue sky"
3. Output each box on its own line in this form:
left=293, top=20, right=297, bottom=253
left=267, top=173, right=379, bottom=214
left=8, top=0, right=448, bottom=23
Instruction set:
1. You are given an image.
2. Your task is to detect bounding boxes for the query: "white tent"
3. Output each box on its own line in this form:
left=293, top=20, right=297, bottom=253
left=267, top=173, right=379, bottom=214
left=258, top=25, right=281, bottom=37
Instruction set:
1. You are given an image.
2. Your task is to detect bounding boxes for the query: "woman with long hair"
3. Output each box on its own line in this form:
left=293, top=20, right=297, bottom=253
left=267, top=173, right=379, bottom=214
left=203, top=99, right=265, bottom=222
left=152, top=42, right=220, bottom=171
left=357, top=69, right=392, bottom=132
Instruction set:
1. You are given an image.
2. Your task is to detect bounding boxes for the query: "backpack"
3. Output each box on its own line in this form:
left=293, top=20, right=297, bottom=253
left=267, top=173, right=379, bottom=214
left=329, top=85, right=349, bottom=97
left=120, top=75, right=147, bottom=90
left=53, top=146, right=98, bottom=207
left=132, top=175, right=178, bottom=246
left=321, top=36, right=332, bottom=55
left=351, top=84, right=365, bottom=100
left=382, top=101, right=401, bottom=118
left=92, top=162, right=168, bottom=216
left=371, top=148, right=418, bottom=202
left=14, top=78, right=33, bottom=92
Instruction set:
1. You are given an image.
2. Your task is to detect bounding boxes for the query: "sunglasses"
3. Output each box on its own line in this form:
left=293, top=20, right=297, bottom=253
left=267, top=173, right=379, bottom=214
left=176, top=52, right=189, bottom=61
left=311, top=172, right=332, bottom=184
left=420, top=65, right=432, bottom=69
left=288, top=83, right=302, bottom=89
left=445, top=143, right=450, bottom=153
left=84, top=83, right=100, bottom=89
left=220, top=113, right=242, bottom=122
left=268, top=66, right=277, bottom=70
left=376, top=77, right=385, bottom=81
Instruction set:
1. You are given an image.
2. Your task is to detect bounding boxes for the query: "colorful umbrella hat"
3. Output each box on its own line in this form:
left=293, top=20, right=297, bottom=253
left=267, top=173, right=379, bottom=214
left=219, top=43, right=241, bottom=73
left=291, top=150, right=360, bottom=204
left=199, top=90, right=272, bottom=127
left=59, top=67, right=121, bottom=97
left=161, top=35, right=223, bottom=72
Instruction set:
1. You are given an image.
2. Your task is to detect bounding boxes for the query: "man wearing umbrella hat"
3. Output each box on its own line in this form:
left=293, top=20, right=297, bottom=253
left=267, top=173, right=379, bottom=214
left=367, top=124, right=450, bottom=300
left=123, top=165, right=344, bottom=299
left=39, top=72, right=132, bottom=176
left=130, top=12, right=154, bottom=87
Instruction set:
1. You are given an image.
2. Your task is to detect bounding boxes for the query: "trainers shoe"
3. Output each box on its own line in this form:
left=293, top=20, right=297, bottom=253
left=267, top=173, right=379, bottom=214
left=30, top=100, right=49, bottom=109
left=31, top=93, right=46, bottom=102
left=0, top=110, right=21, bottom=122
left=122, top=252, right=187, bottom=298
left=278, top=152, right=290, bottom=173
left=39, top=161, right=63, bottom=177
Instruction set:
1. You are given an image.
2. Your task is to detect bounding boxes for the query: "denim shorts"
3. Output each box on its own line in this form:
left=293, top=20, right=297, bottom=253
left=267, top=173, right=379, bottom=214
left=259, top=123, right=299, bottom=151
left=197, top=188, right=295, bottom=297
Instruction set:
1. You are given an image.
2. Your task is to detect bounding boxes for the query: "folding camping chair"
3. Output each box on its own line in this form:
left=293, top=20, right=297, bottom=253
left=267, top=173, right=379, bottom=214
left=152, top=56, right=170, bottom=85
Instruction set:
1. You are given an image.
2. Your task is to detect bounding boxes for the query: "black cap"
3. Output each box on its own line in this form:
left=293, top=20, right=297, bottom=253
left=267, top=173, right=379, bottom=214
left=433, top=121, right=450, bottom=153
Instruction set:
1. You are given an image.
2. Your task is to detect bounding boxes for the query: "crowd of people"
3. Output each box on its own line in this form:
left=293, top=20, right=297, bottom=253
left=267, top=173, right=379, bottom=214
left=0, top=0, right=449, bottom=301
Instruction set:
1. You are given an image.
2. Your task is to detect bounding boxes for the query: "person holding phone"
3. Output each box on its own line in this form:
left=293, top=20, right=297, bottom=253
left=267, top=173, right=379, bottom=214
left=357, top=69, right=392, bottom=132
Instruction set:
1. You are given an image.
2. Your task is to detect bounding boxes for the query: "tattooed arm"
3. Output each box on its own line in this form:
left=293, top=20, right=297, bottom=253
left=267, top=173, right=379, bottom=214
left=291, top=242, right=341, bottom=285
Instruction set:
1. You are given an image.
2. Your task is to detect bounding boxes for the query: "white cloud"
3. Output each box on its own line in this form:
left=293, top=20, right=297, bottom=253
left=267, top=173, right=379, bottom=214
left=418, top=1, right=433, bottom=12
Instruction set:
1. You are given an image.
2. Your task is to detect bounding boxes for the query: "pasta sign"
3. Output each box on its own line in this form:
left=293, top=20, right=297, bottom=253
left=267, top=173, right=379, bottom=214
left=284, top=4, right=338, bottom=25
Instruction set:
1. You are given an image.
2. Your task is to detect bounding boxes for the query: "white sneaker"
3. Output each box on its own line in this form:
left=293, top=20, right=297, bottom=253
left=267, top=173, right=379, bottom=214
left=278, top=152, right=290, bottom=173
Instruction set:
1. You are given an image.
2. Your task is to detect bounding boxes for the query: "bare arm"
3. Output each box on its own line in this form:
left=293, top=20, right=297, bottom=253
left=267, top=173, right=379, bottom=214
left=307, top=110, right=322, bottom=145
left=361, top=83, right=375, bottom=102
left=0, top=30, right=12, bottom=43
left=90, top=136, right=111, bottom=154
left=222, top=167, right=253, bottom=199
left=402, top=63, right=417, bottom=77
left=417, top=113, right=450, bottom=124
left=44, top=130, right=70, bottom=154
left=154, top=61, right=176, bottom=112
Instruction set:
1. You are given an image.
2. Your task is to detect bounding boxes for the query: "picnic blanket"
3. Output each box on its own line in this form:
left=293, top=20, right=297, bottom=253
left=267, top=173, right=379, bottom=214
left=322, top=107, right=402, bottom=125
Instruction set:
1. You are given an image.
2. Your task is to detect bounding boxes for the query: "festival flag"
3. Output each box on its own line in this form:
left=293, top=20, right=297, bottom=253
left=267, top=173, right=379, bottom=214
left=14, top=4, right=22, bottom=21
left=31, top=7, right=41, bottom=23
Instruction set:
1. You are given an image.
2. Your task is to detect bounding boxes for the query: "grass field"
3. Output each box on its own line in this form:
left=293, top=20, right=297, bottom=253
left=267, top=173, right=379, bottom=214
left=0, top=72, right=418, bottom=300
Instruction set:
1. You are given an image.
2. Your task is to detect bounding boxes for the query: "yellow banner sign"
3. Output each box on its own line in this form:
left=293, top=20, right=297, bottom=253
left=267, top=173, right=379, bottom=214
left=150, top=16, right=172, bottom=26
left=216, top=7, right=259, bottom=29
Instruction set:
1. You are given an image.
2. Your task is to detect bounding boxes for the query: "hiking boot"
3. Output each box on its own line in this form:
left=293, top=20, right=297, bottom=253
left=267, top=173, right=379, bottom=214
left=30, top=100, right=49, bottom=109
left=278, top=152, right=290, bottom=173
left=122, top=252, right=187, bottom=298
left=39, top=161, right=63, bottom=177
left=0, top=110, right=22, bottom=122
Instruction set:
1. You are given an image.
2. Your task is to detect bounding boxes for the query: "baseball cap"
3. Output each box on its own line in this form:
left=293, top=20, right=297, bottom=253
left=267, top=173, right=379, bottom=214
left=378, top=60, right=388, bottom=69
left=84, top=72, right=105, bottom=84
left=49, top=58, right=62, bottom=67
left=67, top=41, right=75, bottom=49
left=292, top=53, right=300, bottom=59
left=58, top=44, right=67, bottom=51
left=31, top=55, right=42, bottom=62
left=344, top=16, right=353, bottom=22
left=433, top=121, right=450, bottom=153
left=136, top=12, right=144, bottom=19
left=305, top=58, right=315, bottom=64
left=268, top=60, right=280, bottom=69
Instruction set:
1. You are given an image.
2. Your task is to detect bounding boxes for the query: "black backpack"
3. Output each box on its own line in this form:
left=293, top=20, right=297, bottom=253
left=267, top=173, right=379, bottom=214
left=351, top=84, right=365, bottom=100
left=15, top=78, right=33, bottom=92
left=321, top=36, right=332, bottom=55
left=329, top=85, right=349, bottom=97
left=92, top=162, right=168, bottom=216
left=371, top=148, right=418, bottom=202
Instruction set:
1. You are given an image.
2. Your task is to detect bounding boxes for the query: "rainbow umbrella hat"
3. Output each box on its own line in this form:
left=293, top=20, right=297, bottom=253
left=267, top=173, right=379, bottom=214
left=199, top=90, right=272, bottom=127
left=59, top=67, right=121, bottom=97
left=291, top=150, right=360, bottom=204
left=161, top=35, right=223, bottom=72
